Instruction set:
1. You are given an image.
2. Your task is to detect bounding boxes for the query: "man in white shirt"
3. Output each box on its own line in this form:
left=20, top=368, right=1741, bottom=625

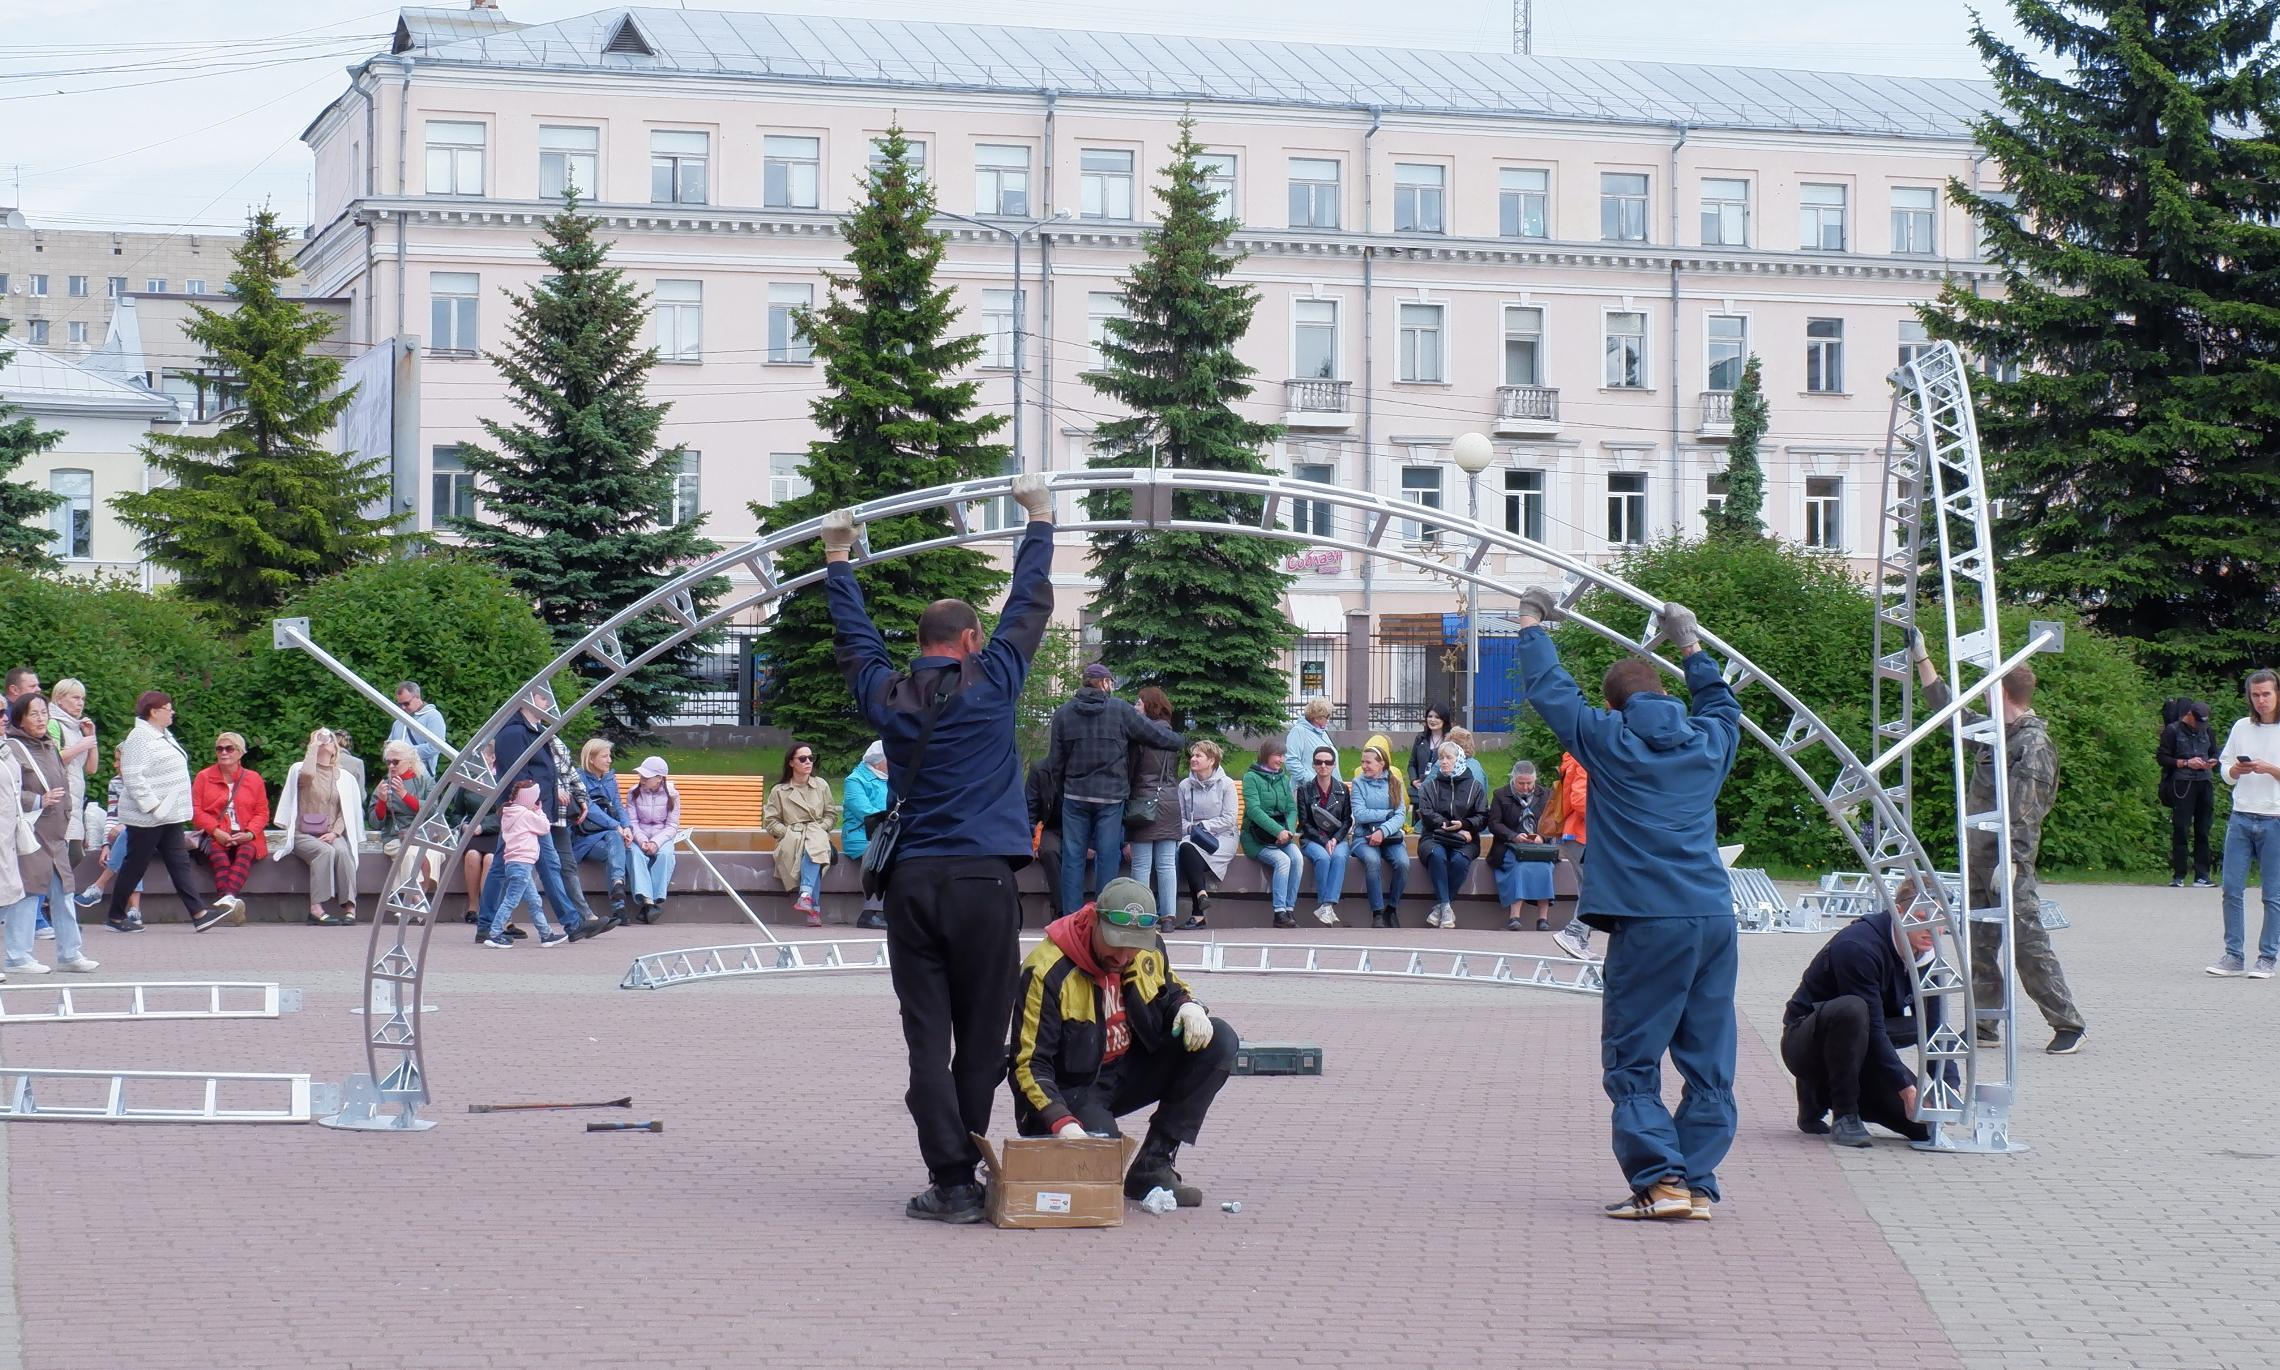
left=2208, top=670, right=2280, bottom=978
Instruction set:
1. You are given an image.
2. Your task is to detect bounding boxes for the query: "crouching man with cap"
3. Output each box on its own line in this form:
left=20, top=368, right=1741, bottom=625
left=1009, top=876, right=1239, bottom=1207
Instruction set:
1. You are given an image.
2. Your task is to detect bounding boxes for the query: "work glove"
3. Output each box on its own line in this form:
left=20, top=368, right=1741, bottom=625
left=1011, top=472, right=1053, bottom=521
left=1658, top=601, right=1700, bottom=653
left=1513, top=585, right=1560, bottom=626
left=1904, top=625, right=1930, bottom=663
left=819, top=508, right=857, bottom=556
left=1173, top=1002, right=1214, bottom=1052
left=1054, top=1119, right=1088, bottom=1140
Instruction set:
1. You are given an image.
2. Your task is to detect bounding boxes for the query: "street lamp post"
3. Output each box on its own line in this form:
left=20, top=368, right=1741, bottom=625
left=934, top=207, right=1074, bottom=473
left=1450, top=432, right=1496, bottom=733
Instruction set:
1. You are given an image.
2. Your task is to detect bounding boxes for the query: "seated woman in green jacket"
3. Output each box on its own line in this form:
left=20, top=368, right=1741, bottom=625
left=1240, top=739, right=1301, bottom=928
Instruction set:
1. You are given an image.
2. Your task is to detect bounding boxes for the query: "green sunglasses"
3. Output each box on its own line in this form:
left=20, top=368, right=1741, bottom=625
left=1100, top=906, right=1163, bottom=929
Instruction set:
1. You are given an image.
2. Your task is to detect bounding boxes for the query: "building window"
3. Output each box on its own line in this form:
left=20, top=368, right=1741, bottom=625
left=67, top=276, right=88, bottom=298
left=539, top=125, right=599, bottom=200
left=145, top=278, right=166, bottom=294
left=1800, top=182, right=1848, bottom=251
left=1397, top=303, right=1445, bottom=383
left=1499, top=167, right=1548, bottom=239
left=1294, top=298, right=1337, bottom=379
left=1979, top=350, right=2021, bottom=384
left=1977, top=190, right=2019, bottom=260
left=1804, top=474, right=1843, bottom=548
left=1604, top=311, right=1647, bottom=388
left=1607, top=472, right=1648, bottom=545
left=1400, top=463, right=1444, bottom=543
left=49, top=469, right=92, bottom=560
left=1080, top=148, right=1135, bottom=221
left=768, top=452, right=812, bottom=507
left=975, top=144, right=1030, bottom=216
left=1706, top=314, right=1746, bottom=392
left=650, top=130, right=709, bottom=205
left=1086, top=291, right=1124, bottom=364
left=429, top=272, right=478, bottom=355
left=1898, top=319, right=1933, bottom=370
left=26, top=320, right=46, bottom=345
left=185, top=280, right=205, bottom=295
left=653, top=279, right=702, bottom=361
left=1601, top=172, right=1649, bottom=241
left=106, top=276, right=126, bottom=298
left=1393, top=163, right=1446, bottom=233
left=1700, top=178, right=1749, bottom=246
left=1806, top=318, right=1845, bottom=392
left=1502, top=306, right=1543, bottom=387
left=980, top=288, right=1016, bottom=368
left=868, top=137, right=927, bottom=179
left=424, top=120, right=486, bottom=195
left=1504, top=468, right=1545, bottom=541
left=978, top=453, right=1021, bottom=531
left=28, top=276, right=46, bottom=297
left=767, top=283, right=814, bottom=363
left=67, top=321, right=86, bottom=344
left=666, top=451, right=701, bottom=526
left=764, top=135, right=822, bottom=209
left=431, top=446, right=475, bottom=524
left=1291, top=460, right=1336, bottom=537
left=1705, top=471, right=1729, bottom=523
left=1891, top=186, right=1938, bottom=255
left=1288, top=157, right=1340, bottom=229
left=1199, top=153, right=1238, bottom=220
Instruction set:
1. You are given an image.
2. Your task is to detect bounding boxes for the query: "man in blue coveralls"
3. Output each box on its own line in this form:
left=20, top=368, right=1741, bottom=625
left=1511, top=588, right=1741, bottom=1221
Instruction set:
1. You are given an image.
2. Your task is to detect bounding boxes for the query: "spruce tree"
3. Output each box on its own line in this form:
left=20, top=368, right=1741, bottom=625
left=1081, top=118, right=1294, bottom=734
left=452, top=197, right=719, bottom=740
left=114, top=209, right=397, bottom=631
left=758, top=125, right=1010, bottom=768
left=1707, top=355, right=1767, bottom=537
left=1927, top=0, right=2280, bottom=680
left=0, top=323, right=65, bottom=570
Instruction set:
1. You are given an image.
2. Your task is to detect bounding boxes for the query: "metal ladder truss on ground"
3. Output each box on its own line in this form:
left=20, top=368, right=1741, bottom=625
left=1795, top=871, right=2066, bottom=933
left=0, top=980, right=301, bottom=1024
left=1729, top=868, right=1791, bottom=932
left=0, top=1067, right=313, bottom=1123
left=621, top=936, right=1603, bottom=996
left=352, top=459, right=1968, bottom=1132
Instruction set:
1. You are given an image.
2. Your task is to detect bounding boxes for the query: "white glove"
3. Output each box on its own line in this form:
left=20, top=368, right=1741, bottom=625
left=1513, top=585, right=1560, bottom=626
left=1905, top=625, right=1930, bottom=663
left=1054, top=1120, right=1088, bottom=1140
left=1011, top=472, right=1053, bottom=521
left=1173, top=1002, right=1213, bottom=1052
left=819, top=509, right=856, bottom=556
left=1658, top=601, right=1700, bottom=652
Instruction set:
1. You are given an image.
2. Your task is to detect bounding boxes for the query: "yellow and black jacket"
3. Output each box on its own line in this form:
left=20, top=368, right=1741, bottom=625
left=1009, top=934, right=1195, bottom=1135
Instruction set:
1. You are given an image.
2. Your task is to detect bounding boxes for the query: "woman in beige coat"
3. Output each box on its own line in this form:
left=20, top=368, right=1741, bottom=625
left=762, top=740, right=839, bottom=926
left=5, top=694, right=97, bottom=973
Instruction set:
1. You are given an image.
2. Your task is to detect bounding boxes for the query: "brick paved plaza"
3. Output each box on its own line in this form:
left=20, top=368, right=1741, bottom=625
left=0, top=882, right=2267, bottom=1369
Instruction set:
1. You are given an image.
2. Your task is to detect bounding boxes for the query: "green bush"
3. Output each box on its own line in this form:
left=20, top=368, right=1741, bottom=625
left=236, top=554, right=570, bottom=785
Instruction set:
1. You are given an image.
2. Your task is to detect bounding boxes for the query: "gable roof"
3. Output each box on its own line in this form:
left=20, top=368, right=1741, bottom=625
left=0, top=342, right=176, bottom=418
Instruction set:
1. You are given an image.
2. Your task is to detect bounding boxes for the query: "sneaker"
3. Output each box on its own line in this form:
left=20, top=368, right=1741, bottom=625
left=2207, top=954, right=2247, bottom=977
left=2195, top=877, right=2216, bottom=888
left=856, top=910, right=888, bottom=931
left=1272, top=910, right=1297, bottom=929
left=1552, top=924, right=1595, bottom=962
left=1441, top=905, right=1457, bottom=930
left=223, top=895, right=248, bottom=922
left=1830, top=1113, right=1873, bottom=1148
left=74, top=888, right=105, bottom=908
left=56, top=956, right=98, bottom=973
left=2046, top=1027, right=2085, bottom=1054
left=2170, top=878, right=2187, bottom=888
left=1535, top=918, right=1550, bottom=932
left=1312, top=903, right=1338, bottom=926
left=505, top=924, right=529, bottom=940
left=538, top=932, right=568, bottom=948
left=1603, top=1178, right=1693, bottom=1220
left=1974, top=1020, right=2002, bottom=1046
left=805, top=908, right=823, bottom=928
left=480, top=935, right=513, bottom=949
left=905, top=1181, right=986, bottom=1224
left=1687, top=1189, right=1713, bottom=1221
left=35, top=924, right=54, bottom=942
left=190, top=904, right=235, bottom=933
left=3, top=959, right=50, bottom=975
left=2254, top=957, right=2278, bottom=980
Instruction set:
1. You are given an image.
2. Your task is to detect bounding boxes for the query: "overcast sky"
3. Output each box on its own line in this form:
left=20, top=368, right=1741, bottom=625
left=4, top=0, right=2038, bottom=233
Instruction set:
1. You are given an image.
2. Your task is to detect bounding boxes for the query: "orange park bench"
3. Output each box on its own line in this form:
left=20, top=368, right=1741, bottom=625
left=618, top=773, right=771, bottom=851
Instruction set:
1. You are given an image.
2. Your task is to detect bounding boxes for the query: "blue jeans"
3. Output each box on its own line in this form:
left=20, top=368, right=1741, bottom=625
left=628, top=841, right=676, bottom=903
left=103, top=826, right=144, bottom=893
left=1354, top=838, right=1409, bottom=911
left=1494, top=845, right=1557, bottom=905
left=482, top=829, right=583, bottom=931
left=1253, top=843, right=1302, bottom=911
left=1126, top=839, right=1179, bottom=923
left=1060, top=799, right=1124, bottom=915
left=574, top=829, right=631, bottom=888
left=797, top=853, right=824, bottom=904
left=2221, top=812, right=2280, bottom=961
left=1301, top=839, right=1350, bottom=908
left=8, top=874, right=84, bottom=963
left=1601, top=914, right=1739, bottom=1200
left=1421, top=841, right=1475, bottom=904
left=485, top=862, right=557, bottom=939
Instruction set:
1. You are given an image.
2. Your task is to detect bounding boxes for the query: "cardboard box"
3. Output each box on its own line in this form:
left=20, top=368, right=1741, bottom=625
left=971, top=1133, right=1138, bottom=1229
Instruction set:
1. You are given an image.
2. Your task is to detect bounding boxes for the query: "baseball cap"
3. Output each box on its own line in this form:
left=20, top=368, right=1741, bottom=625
left=1093, top=876, right=1161, bottom=949
left=636, top=755, right=670, bottom=779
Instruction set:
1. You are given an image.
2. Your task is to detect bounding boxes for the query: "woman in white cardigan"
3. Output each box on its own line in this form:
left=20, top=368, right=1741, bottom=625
left=1175, top=740, right=1241, bottom=930
left=273, top=728, right=366, bottom=926
left=110, top=690, right=230, bottom=933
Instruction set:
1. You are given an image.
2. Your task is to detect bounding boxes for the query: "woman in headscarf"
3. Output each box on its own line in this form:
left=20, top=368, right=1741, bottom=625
left=273, top=727, right=366, bottom=926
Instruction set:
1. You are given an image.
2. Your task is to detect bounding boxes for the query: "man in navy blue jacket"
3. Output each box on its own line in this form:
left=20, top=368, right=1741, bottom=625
left=1512, top=589, right=1741, bottom=1222
left=1782, top=890, right=1937, bottom=1148
left=822, top=474, right=1055, bottom=1225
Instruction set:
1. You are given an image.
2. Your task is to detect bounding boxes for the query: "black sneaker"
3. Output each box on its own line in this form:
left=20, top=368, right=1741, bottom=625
left=191, top=904, right=235, bottom=933
left=856, top=910, right=887, bottom=931
left=1830, top=1113, right=1873, bottom=1148
left=905, top=1182, right=986, bottom=1224
left=106, top=915, right=142, bottom=934
left=1974, top=1021, right=2001, bottom=1046
left=2195, top=877, right=2216, bottom=888
left=1272, top=911, right=1297, bottom=929
left=2170, top=878, right=2186, bottom=888
left=2046, top=1028, right=2085, bottom=1055
left=504, top=924, right=528, bottom=940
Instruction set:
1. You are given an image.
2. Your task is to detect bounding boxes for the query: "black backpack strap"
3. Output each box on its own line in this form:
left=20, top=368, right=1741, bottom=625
left=887, top=666, right=960, bottom=806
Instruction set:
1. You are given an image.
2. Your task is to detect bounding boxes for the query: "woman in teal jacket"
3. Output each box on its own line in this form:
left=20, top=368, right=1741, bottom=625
left=1241, top=739, right=1301, bottom=927
left=841, top=741, right=890, bottom=860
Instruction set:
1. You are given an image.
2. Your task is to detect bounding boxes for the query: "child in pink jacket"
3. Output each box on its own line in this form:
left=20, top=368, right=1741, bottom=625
left=482, top=780, right=562, bottom=948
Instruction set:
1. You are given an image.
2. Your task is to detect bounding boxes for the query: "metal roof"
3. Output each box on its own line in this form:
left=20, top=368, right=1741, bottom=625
left=391, top=6, right=1994, bottom=141
left=0, top=343, right=175, bottom=417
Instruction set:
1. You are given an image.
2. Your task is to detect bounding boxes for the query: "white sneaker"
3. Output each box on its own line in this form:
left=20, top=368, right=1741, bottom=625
left=35, top=925, right=54, bottom=941
left=1553, top=924, right=1597, bottom=962
left=57, top=956, right=99, bottom=973
left=1441, top=905, right=1457, bottom=930
left=1423, top=905, right=1441, bottom=928
left=5, top=959, right=51, bottom=975
left=1312, top=903, right=1338, bottom=926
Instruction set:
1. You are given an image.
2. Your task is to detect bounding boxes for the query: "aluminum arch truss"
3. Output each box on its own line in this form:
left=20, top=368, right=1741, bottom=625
left=340, top=466, right=1958, bottom=1133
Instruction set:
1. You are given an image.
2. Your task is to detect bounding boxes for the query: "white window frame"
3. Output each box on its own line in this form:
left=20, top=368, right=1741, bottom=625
left=185, top=280, right=205, bottom=295
left=1199, top=152, right=1238, bottom=221
left=1603, top=310, right=1649, bottom=389
left=1397, top=302, right=1445, bottom=384
left=767, top=283, right=814, bottom=364
left=145, top=278, right=166, bottom=294
left=105, top=276, right=125, bottom=299
left=67, top=276, right=88, bottom=298
left=1503, top=467, right=1546, bottom=542
left=1086, top=291, right=1125, bottom=365
left=1804, top=474, right=1843, bottom=549
left=975, top=144, right=1031, bottom=216
left=1705, top=471, right=1729, bottom=524
left=653, top=279, right=703, bottom=362
left=429, top=271, right=479, bottom=356
left=430, top=445, right=475, bottom=526
left=868, top=136, right=927, bottom=180
left=667, top=451, right=701, bottom=526
left=1399, top=462, right=1444, bottom=544
left=1291, top=457, right=1337, bottom=538
left=980, top=288, right=1017, bottom=368
left=1806, top=318, right=1845, bottom=393
left=49, top=468, right=92, bottom=560
left=1293, top=298, right=1338, bottom=380
left=1607, top=471, right=1649, bottom=546
left=539, top=125, right=599, bottom=201
left=1393, top=162, right=1446, bottom=234
left=650, top=130, right=709, bottom=206
left=1705, top=313, right=1747, bottom=393
left=1502, top=305, right=1543, bottom=387
left=424, top=120, right=486, bottom=196
left=26, top=320, right=46, bottom=346
left=28, top=276, right=47, bottom=297
left=1891, top=186, right=1938, bottom=255
left=1800, top=182, right=1849, bottom=252
left=764, top=134, right=822, bottom=209
left=1080, top=148, right=1136, bottom=221
left=1288, top=157, right=1341, bottom=230
left=1601, top=172, right=1649, bottom=242
left=1897, top=318, right=1932, bottom=370
left=768, top=452, right=812, bottom=507
left=1499, top=167, right=1549, bottom=239
left=1700, top=177, right=1749, bottom=247
left=67, top=321, right=86, bottom=344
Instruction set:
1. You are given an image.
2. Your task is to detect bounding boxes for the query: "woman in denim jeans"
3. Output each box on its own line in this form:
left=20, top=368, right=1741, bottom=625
left=1122, top=687, right=1185, bottom=927
left=1240, top=740, right=1302, bottom=928
left=1349, top=737, right=1410, bottom=929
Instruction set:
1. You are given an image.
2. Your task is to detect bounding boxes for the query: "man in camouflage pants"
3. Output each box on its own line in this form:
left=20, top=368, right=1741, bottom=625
left=1914, top=637, right=2085, bottom=1054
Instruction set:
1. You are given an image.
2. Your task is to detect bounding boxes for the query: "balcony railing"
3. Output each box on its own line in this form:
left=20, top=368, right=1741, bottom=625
left=1284, top=378, right=1353, bottom=413
left=1495, top=384, right=1559, bottom=424
left=1698, top=390, right=1734, bottom=435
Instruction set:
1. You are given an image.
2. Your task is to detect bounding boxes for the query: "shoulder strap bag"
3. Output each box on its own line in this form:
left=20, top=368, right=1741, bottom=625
left=860, top=668, right=959, bottom=897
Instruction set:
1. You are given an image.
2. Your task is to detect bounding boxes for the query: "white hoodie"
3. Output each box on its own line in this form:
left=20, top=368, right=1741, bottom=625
left=2221, top=716, right=2280, bottom=818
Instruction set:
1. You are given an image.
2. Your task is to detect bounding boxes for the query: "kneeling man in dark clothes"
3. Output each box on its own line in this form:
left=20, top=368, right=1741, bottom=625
left=1782, top=878, right=1939, bottom=1148
left=1009, top=877, right=1238, bottom=1207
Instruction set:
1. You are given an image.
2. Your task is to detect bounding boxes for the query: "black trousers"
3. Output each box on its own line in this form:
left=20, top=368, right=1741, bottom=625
left=1779, top=995, right=1926, bottom=1140
left=885, top=855, right=1023, bottom=1187
left=552, top=823, right=594, bottom=920
left=1176, top=842, right=1218, bottom=909
left=2171, top=784, right=2214, bottom=882
left=1033, top=831, right=1063, bottom=924
left=110, top=822, right=202, bottom=920
left=1017, top=1019, right=1240, bottom=1147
